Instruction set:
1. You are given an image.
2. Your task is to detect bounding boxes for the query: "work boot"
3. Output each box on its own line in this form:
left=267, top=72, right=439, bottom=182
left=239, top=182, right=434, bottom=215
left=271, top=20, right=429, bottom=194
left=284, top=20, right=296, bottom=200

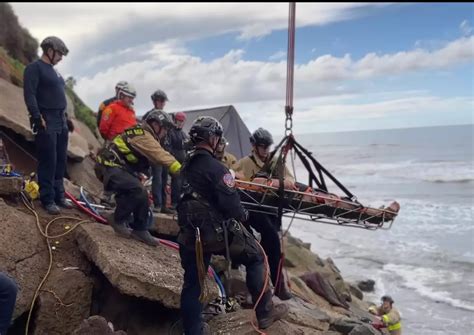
left=131, top=230, right=159, bottom=247
left=274, top=281, right=293, bottom=301
left=43, top=203, right=60, bottom=215
left=56, top=198, right=73, bottom=209
left=258, top=303, right=289, bottom=329
left=160, top=207, right=176, bottom=215
left=111, top=221, right=132, bottom=238
left=152, top=205, right=161, bottom=214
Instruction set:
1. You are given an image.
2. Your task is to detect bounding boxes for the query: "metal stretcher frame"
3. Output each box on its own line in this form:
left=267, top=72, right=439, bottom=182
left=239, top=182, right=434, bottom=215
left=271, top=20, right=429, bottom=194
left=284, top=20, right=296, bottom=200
left=236, top=180, right=397, bottom=230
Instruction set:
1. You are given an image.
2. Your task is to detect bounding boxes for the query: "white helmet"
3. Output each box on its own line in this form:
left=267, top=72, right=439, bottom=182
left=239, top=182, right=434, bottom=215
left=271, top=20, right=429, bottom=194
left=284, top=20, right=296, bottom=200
left=115, top=80, right=128, bottom=91
left=118, top=83, right=136, bottom=99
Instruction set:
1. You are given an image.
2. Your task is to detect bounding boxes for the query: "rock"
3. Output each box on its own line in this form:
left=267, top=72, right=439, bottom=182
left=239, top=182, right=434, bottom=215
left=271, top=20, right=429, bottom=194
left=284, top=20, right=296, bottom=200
left=209, top=308, right=323, bottom=335
left=300, top=272, right=350, bottom=309
left=332, top=318, right=364, bottom=334
left=149, top=213, right=179, bottom=236
left=357, top=280, right=375, bottom=293
left=73, top=315, right=127, bottom=335
left=75, top=222, right=218, bottom=309
left=0, top=78, right=33, bottom=141
left=68, top=156, right=103, bottom=198
left=0, top=176, right=22, bottom=195
left=349, top=284, right=364, bottom=300
left=348, top=324, right=380, bottom=335
left=285, top=298, right=331, bottom=331
left=0, top=198, right=48, bottom=318
left=0, top=78, right=100, bottom=162
left=33, top=269, right=93, bottom=335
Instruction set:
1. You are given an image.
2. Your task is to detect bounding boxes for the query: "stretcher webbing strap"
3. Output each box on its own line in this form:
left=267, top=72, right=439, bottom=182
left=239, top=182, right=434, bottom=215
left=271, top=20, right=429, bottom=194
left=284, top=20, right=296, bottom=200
left=292, top=138, right=357, bottom=201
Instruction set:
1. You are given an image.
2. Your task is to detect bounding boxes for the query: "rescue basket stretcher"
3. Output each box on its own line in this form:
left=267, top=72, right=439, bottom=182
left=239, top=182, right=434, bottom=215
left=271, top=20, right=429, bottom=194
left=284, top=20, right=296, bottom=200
left=235, top=178, right=399, bottom=230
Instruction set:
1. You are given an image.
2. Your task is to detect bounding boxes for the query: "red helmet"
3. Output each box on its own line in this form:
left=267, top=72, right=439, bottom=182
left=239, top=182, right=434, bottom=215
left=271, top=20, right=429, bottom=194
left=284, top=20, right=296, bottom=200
left=174, top=112, right=186, bottom=122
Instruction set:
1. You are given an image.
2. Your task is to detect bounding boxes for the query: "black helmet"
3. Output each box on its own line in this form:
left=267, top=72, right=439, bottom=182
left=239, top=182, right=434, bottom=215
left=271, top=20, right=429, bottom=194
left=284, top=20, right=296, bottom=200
left=381, top=295, right=394, bottom=304
left=143, top=109, right=174, bottom=129
left=250, top=127, right=273, bottom=147
left=189, top=116, right=223, bottom=144
left=40, top=36, right=69, bottom=56
left=151, top=89, right=169, bottom=102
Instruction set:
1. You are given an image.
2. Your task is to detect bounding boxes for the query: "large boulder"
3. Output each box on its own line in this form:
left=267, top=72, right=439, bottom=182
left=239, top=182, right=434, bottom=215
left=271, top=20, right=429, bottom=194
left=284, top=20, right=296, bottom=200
left=0, top=197, right=94, bottom=334
left=73, top=315, right=127, bottom=335
left=75, top=222, right=219, bottom=309
left=0, top=197, right=48, bottom=318
left=284, top=235, right=352, bottom=306
left=0, top=78, right=100, bottom=162
left=209, top=297, right=331, bottom=334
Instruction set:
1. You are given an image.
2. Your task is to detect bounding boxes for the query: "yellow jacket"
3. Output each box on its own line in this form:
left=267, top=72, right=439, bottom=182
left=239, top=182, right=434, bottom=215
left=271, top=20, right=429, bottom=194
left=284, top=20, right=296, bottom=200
left=369, top=305, right=402, bottom=335
left=98, top=122, right=181, bottom=175
left=234, top=151, right=294, bottom=182
left=221, top=151, right=237, bottom=170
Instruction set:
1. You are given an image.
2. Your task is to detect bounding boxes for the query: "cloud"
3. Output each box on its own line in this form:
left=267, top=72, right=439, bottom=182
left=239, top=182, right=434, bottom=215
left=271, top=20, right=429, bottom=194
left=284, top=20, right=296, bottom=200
left=234, top=94, right=473, bottom=134
left=460, top=20, right=473, bottom=36
left=269, top=50, right=286, bottom=61
left=74, top=35, right=474, bottom=121
left=11, top=2, right=389, bottom=73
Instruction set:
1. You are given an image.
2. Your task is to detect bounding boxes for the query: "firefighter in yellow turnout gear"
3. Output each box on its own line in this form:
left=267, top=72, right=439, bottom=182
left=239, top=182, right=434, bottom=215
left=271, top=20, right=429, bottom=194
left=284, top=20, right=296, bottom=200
left=97, top=110, right=181, bottom=246
left=369, top=295, right=402, bottom=335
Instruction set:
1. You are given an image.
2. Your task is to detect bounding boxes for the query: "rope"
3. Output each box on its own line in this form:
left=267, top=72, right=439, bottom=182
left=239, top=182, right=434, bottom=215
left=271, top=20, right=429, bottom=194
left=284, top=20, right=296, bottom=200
left=284, top=2, right=296, bottom=136
left=195, top=228, right=210, bottom=303
left=21, top=193, right=91, bottom=335
left=250, top=240, right=270, bottom=335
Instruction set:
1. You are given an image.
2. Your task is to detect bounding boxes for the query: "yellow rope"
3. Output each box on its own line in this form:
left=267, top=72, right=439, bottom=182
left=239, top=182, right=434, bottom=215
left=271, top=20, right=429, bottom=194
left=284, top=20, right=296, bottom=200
left=21, top=193, right=90, bottom=335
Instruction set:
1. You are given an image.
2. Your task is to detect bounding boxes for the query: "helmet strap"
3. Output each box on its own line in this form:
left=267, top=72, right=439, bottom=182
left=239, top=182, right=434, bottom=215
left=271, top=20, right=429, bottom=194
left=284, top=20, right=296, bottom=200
left=46, top=49, right=55, bottom=64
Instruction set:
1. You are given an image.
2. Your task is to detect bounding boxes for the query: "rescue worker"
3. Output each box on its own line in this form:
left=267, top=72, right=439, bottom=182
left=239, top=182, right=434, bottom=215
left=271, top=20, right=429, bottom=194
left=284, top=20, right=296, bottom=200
left=96, top=110, right=181, bottom=246
left=23, top=36, right=74, bottom=215
left=234, top=127, right=294, bottom=300
left=99, top=83, right=137, bottom=141
left=96, top=80, right=128, bottom=130
left=144, top=89, right=174, bottom=214
left=168, top=112, right=188, bottom=208
left=177, top=116, right=288, bottom=335
left=0, top=272, right=17, bottom=335
left=215, top=136, right=237, bottom=170
left=369, top=295, right=402, bottom=335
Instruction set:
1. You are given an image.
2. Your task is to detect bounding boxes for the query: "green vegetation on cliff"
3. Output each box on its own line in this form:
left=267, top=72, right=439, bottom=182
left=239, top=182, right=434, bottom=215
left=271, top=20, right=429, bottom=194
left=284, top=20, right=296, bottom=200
left=0, top=3, right=98, bottom=136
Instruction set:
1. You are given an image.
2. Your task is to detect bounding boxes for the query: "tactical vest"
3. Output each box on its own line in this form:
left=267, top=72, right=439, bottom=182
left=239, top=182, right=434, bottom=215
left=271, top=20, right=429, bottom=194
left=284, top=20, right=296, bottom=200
left=97, top=125, right=150, bottom=174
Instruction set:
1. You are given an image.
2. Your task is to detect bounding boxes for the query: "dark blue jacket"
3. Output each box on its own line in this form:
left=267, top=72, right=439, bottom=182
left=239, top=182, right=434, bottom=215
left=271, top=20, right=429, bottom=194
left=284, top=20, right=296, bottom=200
left=23, top=59, right=67, bottom=119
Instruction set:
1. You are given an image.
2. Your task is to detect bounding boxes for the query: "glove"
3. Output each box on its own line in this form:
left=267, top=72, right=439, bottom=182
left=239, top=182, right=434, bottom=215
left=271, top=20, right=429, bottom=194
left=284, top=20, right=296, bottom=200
left=66, top=118, right=75, bottom=133
left=29, top=116, right=45, bottom=134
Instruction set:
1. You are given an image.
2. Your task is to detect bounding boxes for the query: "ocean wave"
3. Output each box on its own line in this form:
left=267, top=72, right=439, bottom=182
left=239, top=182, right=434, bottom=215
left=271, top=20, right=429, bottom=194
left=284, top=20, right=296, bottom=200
left=428, top=178, right=474, bottom=184
left=330, top=160, right=474, bottom=184
left=383, top=264, right=474, bottom=312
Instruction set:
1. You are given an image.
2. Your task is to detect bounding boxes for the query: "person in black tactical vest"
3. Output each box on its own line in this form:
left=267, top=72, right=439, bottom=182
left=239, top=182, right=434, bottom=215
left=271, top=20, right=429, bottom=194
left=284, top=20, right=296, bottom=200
left=96, top=110, right=181, bottom=246
left=177, top=116, right=288, bottom=335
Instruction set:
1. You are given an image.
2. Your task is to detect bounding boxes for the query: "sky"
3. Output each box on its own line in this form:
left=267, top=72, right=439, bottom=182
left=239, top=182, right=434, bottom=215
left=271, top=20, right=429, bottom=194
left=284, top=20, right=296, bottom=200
left=11, top=2, right=474, bottom=135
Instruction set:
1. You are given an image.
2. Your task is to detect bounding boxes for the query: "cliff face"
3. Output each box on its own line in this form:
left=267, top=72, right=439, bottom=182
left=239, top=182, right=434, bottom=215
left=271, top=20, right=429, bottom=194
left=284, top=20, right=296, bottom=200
left=0, top=3, right=38, bottom=69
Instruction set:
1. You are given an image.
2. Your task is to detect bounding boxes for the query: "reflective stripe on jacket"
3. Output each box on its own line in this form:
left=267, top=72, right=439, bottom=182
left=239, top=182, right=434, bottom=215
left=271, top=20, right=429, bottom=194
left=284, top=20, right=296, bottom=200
left=98, top=123, right=181, bottom=175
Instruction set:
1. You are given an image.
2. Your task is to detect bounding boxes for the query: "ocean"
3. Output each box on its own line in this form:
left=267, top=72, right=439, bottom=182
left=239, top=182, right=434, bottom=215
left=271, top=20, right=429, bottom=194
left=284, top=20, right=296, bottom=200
left=281, top=124, right=473, bottom=335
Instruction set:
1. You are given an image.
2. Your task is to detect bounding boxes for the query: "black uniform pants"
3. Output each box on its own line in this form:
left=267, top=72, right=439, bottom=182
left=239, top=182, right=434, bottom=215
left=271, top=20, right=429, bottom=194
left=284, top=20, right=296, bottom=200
left=103, top=167, right=149, bottom=231
left=247, top=212, right=282, bottom=287
left=179, top=232, right=272, bottom=335
left=36, top=124, right=69, bottom=206
left=0, top=272, right=17, bottom=335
